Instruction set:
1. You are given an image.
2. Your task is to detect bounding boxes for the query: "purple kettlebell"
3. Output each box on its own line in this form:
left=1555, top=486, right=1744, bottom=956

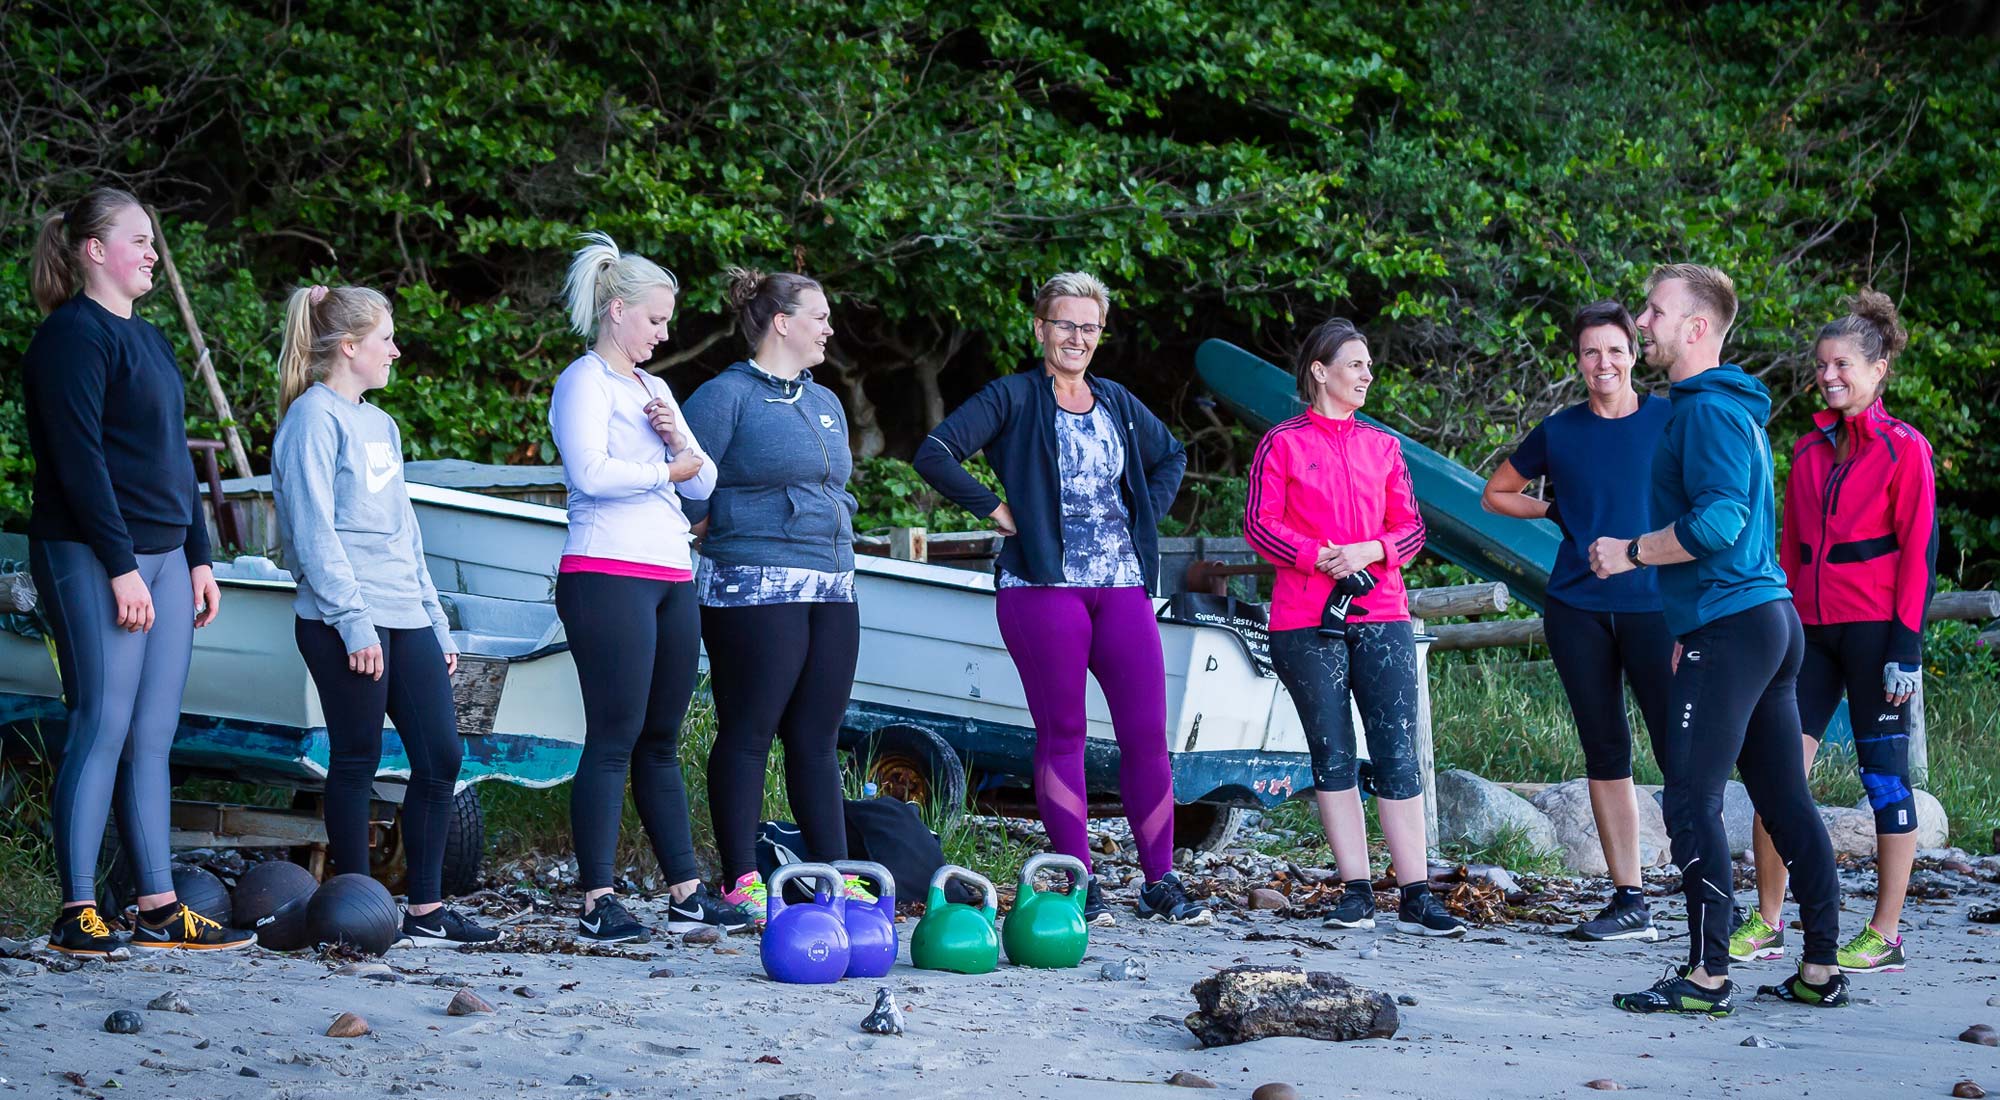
left=760, top=863, right=849, bottom=985
left=831, top=860, right=897, bottom=978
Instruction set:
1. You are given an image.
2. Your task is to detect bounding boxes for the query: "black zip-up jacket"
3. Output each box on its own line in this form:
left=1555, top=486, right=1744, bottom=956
left=24, top=294, right=210, bottom=575
left=914, top=369, right=1186, bottom=593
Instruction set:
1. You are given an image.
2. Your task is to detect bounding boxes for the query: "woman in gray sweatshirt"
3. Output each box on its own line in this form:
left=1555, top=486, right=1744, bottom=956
left=682, top=267, right=863, bottom=926
left=271, top=284, right=495, bottom=947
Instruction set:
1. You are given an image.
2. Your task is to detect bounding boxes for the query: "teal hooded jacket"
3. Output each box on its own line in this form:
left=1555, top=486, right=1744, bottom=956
left=1650, top=364, right=1793, bottom=636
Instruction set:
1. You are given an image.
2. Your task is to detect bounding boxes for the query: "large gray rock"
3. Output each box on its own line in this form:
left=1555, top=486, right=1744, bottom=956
left=1434, top=769, right=1559, bottom=855
left=1185, top=965, right=1398, bottom=1046
left=1834, top=789, right=1950, bottom=852
left=1820, top=806, right=1877, bottom=856
left=1646, top=780, right=1753, bottom=855
left=1533, top=778, right=1671, bottom=876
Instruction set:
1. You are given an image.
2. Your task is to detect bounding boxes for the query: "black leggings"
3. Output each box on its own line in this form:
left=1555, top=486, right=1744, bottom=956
left=701, top=601, right=858, bottom=881
left=1798, top=620, right=1916, bottom=835
left=555, top=572, right=702, bottom=890
left=295, top=619, right=462, bottom=905
left=1267, top=621, right=1424, bottom=800
left=1659, top=599, right=1838, bottom=974
left=1542, top=596, right=1674, bottom=781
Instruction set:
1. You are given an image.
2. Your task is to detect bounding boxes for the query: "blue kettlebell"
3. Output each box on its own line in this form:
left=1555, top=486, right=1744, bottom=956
left=831, top=860, right=898, bottom=978
left=760, top=863, right=850, bottom=984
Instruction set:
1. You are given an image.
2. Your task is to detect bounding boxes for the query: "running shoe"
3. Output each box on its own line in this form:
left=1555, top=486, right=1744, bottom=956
left=723, top=871, right=769, bottom=931
left=840, top=875, right=879, bottom=906
left=128, top=904, right=255, bottom=951
left=1572, top=899, right=1662, bottom=943
left=1082, top=876, right=1116, bottom=927
left=1394, top=890, right=1467, bottom=938
left=48, top=905, right=121, bottom=957
left=1613, top=969, right=1734, bottom=1016
left=1835, top=926, right=1905, bottom=973
left=665, top=883, right=752, bottom=936
left=1136, top=872, right=1213, bottom=926
left=1758, top=967, right=1850, bottom=1007
left=576, top=894, right=651, bottom=944
left=1321, top=889, right=1377, bottom=931
left=402, top=907, right=500, bottom=947
left=1728, top=912, right=1786, bottom=962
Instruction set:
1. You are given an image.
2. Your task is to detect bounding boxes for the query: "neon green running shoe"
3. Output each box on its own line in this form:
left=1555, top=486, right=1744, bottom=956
left=841, top=875, right=879, bottom=905
left=724, top=871, right=768, bottom=930
left=1728, top=912, right=1786, bottom=963
left=1835, top=926, right=1906, bottom=973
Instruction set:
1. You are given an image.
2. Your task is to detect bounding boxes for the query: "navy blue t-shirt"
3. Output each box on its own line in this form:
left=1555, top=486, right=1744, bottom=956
left=1509, top=395, right=1671, bottom=612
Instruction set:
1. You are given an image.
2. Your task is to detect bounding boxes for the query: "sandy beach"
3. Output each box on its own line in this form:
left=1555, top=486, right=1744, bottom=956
left=4, top=847, right=1999, bottom=1100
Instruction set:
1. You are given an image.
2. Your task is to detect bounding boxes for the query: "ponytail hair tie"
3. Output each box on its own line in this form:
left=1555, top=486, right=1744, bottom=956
left=308, top=285, right=330, bottom=305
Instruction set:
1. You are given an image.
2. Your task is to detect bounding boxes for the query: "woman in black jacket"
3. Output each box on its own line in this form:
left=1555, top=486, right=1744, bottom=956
left=914, top=272, right=1206, bottom=926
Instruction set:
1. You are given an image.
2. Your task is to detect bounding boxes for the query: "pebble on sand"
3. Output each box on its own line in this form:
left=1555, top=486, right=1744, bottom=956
left=447, top=990, right=497, bottom=1016
left=683, top=927, right=722, bottom=945
left=564, top=1074, right=595, bottom=1086
left=325, top=1012, right=370, bottom=1038
left=1952, top=1082, right=1986, bottom=1099
left=648, top=967, right=675, bottom=979
left=1099, top=959, right=1148, bottom=981
left=1166, top=1070, right=1217, bottom=1088
left=103, top=1010, right=143, bottom=1034
left=1740, top=1035, right=1783, bottom=1049
left=1584, top=1080, right=1625, bottom=1091
left=860, top=987, right=906, bottom=1036
left=1247, top=888, right=1289, bottom=911
left=1251, top=1084, right=1298, bottom=1100
left=146, top=991, right=195, bottom=1014
left=1960, top=1025, right=1998, bottom=1047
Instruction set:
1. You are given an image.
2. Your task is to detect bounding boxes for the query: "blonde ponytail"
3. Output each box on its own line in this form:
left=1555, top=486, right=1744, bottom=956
left=562, top=232, right=678, bottom=338
left=276, top=285, right=392, bottom=414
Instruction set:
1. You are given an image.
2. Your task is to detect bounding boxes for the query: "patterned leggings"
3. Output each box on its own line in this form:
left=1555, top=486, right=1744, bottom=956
left=1268, top=620, right=1423, bottom=799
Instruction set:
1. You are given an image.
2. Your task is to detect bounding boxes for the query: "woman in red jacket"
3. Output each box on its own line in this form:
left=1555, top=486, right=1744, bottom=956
left=1735, top=290, right=1935, bottom=975
left=1244, top=318, right=1462, bottom=938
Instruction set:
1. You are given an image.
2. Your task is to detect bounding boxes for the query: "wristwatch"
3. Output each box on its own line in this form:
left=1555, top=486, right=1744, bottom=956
left=1625, top=539, right=1646, bottom=568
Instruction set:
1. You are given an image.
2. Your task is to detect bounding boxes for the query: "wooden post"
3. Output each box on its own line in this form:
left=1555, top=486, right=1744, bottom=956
left=1413, top=616, right=1439, bottom=854
left=887, top=527, right=927, bottom=563
left=147, top=207, right=252, bottom=480
left=1909, top=677, right=1928, bottom=788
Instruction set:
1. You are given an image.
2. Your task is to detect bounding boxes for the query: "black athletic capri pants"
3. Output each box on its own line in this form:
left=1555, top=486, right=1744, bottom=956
left=1542, top=595, right=1675, bottom=781
left=1798, top=620, right=1917, bottom=835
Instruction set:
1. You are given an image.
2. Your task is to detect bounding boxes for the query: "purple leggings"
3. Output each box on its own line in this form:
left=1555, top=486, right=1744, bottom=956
left=995, top=585, right=1175, bottom=882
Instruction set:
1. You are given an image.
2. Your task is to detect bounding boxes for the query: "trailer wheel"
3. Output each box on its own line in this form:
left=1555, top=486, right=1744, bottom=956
left=1174, top=803, right=1249, bottom=853
left=369, top=788, right=486, bottom=898
left=850, top=725, right=966, bottom=819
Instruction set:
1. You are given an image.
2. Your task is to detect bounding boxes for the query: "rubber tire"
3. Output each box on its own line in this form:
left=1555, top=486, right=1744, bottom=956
left=850, top=724, right=967, bottom=819
left=437, top=787, right=485, bottom=898
left=1173, top=803, right=1248, bottom=853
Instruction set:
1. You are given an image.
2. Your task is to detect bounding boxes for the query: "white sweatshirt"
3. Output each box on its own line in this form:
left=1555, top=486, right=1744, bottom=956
left=549, top=351, right=715, bottom=569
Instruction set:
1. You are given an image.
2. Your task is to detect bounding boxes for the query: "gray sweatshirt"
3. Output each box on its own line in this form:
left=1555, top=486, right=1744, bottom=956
left=680, top=361, right=859, bottom=572
left=272, top=383, right=454, bottom=654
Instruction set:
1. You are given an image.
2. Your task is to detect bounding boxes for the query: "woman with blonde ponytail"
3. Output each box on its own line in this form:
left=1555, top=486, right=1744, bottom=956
left=271, top=284, right=496, bottom=947
left=23, top=187, right=250, bottom=955
left=548, top=233, right=739, bottom=944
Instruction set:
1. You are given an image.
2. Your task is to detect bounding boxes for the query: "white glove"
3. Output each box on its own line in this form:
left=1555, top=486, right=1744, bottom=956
left=1882, top=662, right=1921, bottom=701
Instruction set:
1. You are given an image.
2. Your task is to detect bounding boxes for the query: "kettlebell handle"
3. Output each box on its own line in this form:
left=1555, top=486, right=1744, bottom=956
left=831, top=860, right=895, bottom=907
left=927, top=865, right=997, bottom=915
left=767, top=862, right=843, bottom=922
left=1019, top=852, right=1089, bottom=897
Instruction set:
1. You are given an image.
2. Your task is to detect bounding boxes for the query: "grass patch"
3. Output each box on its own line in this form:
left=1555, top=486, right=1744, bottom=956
left=1439, top=823, right=1568, bottom=877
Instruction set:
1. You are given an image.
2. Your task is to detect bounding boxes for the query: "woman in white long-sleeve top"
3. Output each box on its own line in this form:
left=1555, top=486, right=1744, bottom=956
left=550, top=234, right=743, bottom=944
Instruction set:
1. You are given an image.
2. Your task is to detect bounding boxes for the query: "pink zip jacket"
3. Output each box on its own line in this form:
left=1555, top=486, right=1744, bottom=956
left=1780, top=397, right=1937, bottom=665
left=1245, top=410, right=1427, bottom=631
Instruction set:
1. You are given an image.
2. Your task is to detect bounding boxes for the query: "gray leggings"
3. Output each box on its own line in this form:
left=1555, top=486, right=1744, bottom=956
left=30, top=540, right=193, bottom=905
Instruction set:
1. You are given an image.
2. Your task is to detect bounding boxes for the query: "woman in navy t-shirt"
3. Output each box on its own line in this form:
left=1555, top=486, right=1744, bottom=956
left=1482, top=300, right=1674, bottom=943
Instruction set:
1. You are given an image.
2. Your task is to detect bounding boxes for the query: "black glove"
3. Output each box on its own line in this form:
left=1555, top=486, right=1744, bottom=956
left=1317, top=570, right=1378, bottom=638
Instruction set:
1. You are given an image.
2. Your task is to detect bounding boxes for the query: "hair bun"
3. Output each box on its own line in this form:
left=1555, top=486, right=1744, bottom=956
left=1847, top=288, right=1908, bottom=360
left=724, top=266, right=767, bottom=313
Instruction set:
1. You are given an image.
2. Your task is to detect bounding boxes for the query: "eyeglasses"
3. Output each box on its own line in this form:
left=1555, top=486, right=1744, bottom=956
left=1038, top=318, right=1105, bottom=339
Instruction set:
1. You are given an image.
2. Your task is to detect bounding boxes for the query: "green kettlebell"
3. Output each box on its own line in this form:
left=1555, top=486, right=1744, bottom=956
left=1002, top=853, right=1090, bottom=969
left=909, top=865, right=998, bottom=975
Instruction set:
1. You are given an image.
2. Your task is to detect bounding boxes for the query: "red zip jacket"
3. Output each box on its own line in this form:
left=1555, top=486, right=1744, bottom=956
left=1245, top=410, right=1427, bottom=631
left=1780, top=397, right=1937, bottom=665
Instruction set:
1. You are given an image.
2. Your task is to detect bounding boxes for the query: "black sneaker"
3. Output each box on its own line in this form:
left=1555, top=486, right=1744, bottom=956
left=403, top=907, right=500, bottom=947
left=1135, top=872, right=1213, bottom=926
left=1394, top=890, right=1466, bottom=938
left=128, top=905, right=255, bottom=951
left=576, top=894, right=651, bottom=944
left=48, top=905, right=122, bottom=957
left=665, top=884, right=752, bottom=935
left=1571, top=899, right=1662, bottom=943
left=1082, top=876, right=1116, bottom=928
left=1322, top=890, right=1377, bottom=931
left=1757, top=968, right=1850, bottom=1008
left=1613, top=969, right=1734, bottom=1016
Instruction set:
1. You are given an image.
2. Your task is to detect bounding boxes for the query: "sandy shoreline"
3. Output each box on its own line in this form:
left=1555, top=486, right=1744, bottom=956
left=4, top=853, right=1999, bottom=1100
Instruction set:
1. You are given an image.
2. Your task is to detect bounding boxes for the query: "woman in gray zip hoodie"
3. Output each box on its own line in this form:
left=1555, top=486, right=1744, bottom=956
left=681, top=267, right=862, bottom=925
left=272, top=284, right=495, bottom=947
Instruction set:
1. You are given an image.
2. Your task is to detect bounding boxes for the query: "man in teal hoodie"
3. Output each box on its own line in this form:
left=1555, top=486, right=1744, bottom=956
left=1587, top=264, right=1846, bottom=1016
